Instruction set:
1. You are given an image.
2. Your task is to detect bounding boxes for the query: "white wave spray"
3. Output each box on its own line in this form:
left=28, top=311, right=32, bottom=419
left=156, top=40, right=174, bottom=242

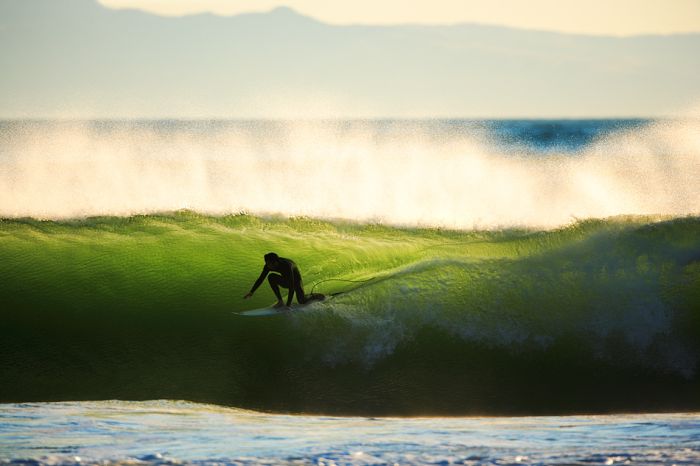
left=0, top=119, right=698, bottom=228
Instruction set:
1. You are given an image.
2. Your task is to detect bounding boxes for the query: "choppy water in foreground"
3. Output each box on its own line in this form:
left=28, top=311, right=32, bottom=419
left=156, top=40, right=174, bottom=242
left=1, top=401, right=699, bottom=466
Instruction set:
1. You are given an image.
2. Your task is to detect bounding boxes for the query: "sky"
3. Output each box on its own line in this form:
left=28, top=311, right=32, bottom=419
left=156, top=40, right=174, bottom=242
left=2, top=0, right=699, bottom=118
left=98, top=0, right=700, bottom=36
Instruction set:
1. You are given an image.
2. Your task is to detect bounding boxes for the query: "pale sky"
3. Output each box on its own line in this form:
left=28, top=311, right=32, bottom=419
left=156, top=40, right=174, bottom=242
left=98, top=0, right=700, bottom=36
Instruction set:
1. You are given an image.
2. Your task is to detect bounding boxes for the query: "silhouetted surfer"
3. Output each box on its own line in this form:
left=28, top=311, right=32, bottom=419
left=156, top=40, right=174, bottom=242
left=244, top=252, right=311, bottom=308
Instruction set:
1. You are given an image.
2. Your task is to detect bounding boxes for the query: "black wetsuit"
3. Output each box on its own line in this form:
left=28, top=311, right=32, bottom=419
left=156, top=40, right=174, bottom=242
left=249, top=257, right=306, bottom=306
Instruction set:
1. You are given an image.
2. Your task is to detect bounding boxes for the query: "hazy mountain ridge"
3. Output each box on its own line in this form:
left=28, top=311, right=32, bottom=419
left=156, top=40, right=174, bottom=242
left=1, top=0, right=699, bottom=118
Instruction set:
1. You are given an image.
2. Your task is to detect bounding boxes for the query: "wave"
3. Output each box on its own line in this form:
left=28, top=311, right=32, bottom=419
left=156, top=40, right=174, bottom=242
left=1, top=213, right=699, bottom=415
left=1, top=119, right=699, bottom=227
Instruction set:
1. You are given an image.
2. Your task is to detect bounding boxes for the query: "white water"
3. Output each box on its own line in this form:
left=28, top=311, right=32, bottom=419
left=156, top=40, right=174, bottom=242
left=1, top=120, right=698, bottom=228
left=1, top=401, right=699, bottom=465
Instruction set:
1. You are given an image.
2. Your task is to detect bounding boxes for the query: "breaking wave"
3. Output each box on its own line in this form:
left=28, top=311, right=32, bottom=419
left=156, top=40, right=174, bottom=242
left=1, top=213, right=698, bottom=415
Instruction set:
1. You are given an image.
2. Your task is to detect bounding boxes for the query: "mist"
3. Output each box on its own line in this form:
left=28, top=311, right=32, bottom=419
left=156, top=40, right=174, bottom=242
left=1, top=119, right=698, bottom=228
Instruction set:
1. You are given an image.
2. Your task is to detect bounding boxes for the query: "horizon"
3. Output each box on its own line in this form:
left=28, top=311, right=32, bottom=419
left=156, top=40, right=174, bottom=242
left=0, top=116, right=686, bottom=122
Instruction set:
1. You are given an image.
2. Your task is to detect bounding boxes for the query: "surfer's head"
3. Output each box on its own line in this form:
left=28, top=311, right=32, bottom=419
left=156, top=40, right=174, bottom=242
left=264, top=252, right=280, bottom=266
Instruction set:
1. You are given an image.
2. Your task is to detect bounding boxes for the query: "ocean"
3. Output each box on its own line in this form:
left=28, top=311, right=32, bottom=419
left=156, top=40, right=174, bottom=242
left=1, top=119, right=699, bottom=464
left=2, top=401, right=700, bottom=465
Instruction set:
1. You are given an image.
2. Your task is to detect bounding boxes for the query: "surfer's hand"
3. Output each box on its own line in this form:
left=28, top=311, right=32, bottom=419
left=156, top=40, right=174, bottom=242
left=243, top=292, right=253, bottom=299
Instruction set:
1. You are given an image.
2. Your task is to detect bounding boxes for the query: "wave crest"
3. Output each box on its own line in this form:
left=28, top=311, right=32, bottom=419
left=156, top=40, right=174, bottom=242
left=1, top=119, right=698, bottom=227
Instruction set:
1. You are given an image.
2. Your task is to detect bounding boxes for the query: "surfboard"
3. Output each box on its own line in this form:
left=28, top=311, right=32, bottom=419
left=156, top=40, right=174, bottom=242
left=236, top=293, right=330, bottom=317
left=237, top=305, right=307, bottom=317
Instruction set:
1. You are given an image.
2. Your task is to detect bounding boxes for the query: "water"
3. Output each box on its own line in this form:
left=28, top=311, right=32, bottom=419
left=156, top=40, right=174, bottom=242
left=1, top=119, right=698, bottom=227
left=1, top=213, right=699, bottom=414
left=1, top=119, right=699, bottom=462
left=1, top=401, right=699, bottom=465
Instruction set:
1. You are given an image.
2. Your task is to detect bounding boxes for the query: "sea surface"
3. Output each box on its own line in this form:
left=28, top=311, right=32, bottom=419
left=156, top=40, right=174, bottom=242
left=1, top=119, right=699, bottom=463
left=1, top=401, right=700, bottom=466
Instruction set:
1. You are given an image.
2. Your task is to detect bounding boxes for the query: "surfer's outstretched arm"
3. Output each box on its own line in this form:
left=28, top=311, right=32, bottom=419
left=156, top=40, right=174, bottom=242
left=244, top=265, right=269, bottom=299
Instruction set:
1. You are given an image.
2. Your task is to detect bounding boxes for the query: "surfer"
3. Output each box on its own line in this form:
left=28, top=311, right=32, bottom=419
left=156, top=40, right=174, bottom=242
left=243, top=252, right=307, bottom=308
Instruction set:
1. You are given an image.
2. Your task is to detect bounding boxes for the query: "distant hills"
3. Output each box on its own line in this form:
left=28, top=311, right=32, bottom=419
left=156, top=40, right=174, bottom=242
left=1, top=0, right=699, bottom=118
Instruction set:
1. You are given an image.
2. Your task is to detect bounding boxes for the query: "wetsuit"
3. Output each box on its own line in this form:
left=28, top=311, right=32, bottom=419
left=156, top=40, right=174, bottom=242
left=249, top=257, right=306, bottom=306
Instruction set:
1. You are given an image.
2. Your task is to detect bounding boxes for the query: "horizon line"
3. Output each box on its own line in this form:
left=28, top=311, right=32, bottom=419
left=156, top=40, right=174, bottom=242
left=0, top=116, right=685, bottom=122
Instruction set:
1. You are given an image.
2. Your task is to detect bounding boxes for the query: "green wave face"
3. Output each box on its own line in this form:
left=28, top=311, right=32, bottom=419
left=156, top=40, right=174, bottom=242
left=1, top=212, right=699, bottom=415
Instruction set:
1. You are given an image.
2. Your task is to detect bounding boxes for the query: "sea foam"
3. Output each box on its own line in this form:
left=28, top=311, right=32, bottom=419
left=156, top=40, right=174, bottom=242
left=1, top=119, right=698, bottom=227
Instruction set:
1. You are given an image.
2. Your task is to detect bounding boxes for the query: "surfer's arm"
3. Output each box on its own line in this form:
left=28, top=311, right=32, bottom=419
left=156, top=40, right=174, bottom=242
left=247, top=265, right=269, bottom=296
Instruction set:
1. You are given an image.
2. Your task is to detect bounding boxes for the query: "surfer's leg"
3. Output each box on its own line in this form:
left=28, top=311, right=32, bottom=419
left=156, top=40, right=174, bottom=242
left=267, top=273, right=288, bottom=302
left=293, top=271, right=306, bottom=304
left=295, top=282, right=306, bottom=304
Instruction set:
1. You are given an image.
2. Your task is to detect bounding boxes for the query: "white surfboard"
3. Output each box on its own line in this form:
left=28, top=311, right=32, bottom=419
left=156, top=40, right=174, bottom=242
left=235, top=293, right=331, bottom=317
left=237, top=305, right=309, bottom=317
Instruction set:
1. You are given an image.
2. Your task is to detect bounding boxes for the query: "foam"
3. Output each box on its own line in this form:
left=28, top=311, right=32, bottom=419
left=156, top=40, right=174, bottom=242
left=1, top=119, right=698, bottom=228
